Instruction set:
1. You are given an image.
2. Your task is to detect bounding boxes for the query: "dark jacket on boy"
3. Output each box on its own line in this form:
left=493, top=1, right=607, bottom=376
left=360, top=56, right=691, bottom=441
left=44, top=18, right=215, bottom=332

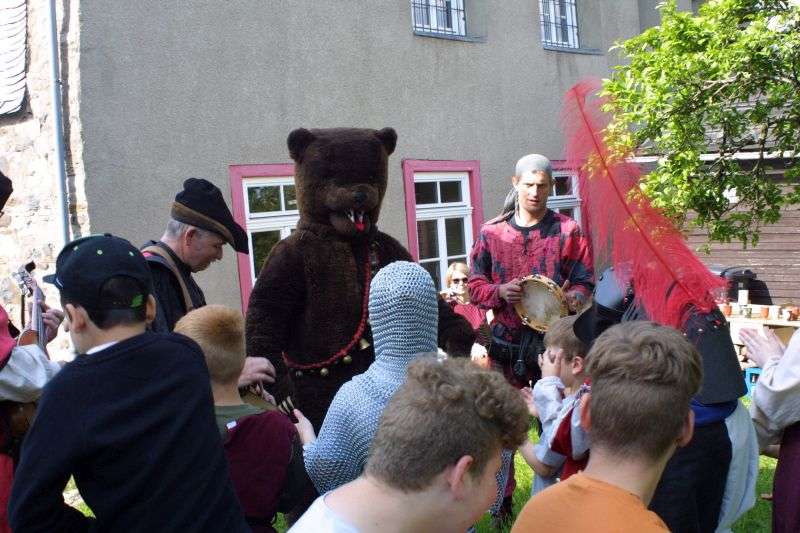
left=9, top=332, right=249, bottom=532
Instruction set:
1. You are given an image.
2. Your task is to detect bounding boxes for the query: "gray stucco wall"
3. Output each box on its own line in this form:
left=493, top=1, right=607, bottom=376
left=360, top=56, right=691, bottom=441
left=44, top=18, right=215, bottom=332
left=79, top=1, right=646, bottom=309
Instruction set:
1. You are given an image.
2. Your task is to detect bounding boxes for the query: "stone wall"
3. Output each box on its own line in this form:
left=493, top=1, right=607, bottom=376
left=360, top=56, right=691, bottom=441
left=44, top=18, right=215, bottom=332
left=0, top=0, right=88, bottom=360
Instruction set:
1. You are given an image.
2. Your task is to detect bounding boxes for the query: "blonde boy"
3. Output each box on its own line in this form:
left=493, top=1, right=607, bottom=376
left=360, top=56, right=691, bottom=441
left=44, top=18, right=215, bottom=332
left=175, top=305, right=268, bottom=431
left=175, top=306, right=304, bottom=533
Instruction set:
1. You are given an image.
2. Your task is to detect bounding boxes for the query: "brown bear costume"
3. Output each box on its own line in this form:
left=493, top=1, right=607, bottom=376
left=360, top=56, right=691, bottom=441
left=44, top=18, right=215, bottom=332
left=245, top=127, right=475, bottom=430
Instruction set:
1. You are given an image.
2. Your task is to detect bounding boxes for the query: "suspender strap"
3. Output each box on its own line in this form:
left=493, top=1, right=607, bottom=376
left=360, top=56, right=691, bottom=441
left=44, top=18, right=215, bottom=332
left=141, top=245, right=195, bottom=314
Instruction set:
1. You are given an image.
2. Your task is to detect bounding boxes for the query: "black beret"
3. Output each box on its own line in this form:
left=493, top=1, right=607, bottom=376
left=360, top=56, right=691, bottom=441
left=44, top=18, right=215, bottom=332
left=0, top=170, right=12, bottom=212
left=171, top=178, right=248, bottom=254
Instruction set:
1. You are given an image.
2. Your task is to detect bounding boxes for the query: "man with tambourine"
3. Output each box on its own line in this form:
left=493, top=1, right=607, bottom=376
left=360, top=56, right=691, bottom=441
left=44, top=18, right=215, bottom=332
left=468, top=154, right=594, bottom=388
left=468, top=154, right=594, bottom=522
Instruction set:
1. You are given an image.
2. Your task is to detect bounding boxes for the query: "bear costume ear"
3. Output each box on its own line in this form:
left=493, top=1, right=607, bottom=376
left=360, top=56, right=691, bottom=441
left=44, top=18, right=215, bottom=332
left=375, top=128, right=397, bottom=155
left=287, top=128, right=316, bottom=162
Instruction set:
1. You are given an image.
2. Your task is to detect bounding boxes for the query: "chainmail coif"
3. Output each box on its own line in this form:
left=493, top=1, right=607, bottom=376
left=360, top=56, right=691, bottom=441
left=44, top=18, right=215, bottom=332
left=303, top=261, right=438, bottom=494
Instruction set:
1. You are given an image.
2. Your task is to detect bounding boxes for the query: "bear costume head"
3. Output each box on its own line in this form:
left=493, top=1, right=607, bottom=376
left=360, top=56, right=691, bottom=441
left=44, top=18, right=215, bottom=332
left=287, top=127, right=397, bottom=239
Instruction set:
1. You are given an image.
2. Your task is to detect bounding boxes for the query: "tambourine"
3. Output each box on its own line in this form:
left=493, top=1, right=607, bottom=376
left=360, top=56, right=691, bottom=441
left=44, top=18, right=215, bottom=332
left=513, top=274, right=568, bottom=332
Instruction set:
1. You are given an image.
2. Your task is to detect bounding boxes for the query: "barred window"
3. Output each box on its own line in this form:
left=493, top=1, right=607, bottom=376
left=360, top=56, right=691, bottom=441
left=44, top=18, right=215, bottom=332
left=540, top=0, right=579, bottom=49
left=411, top=0, right=466, bottom=37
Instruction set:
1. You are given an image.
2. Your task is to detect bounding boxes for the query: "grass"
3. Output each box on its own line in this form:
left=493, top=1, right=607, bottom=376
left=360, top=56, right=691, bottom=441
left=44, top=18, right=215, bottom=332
left=66, top=416, right=776, bottom=532
left=731, top=455, right=775, bottom=533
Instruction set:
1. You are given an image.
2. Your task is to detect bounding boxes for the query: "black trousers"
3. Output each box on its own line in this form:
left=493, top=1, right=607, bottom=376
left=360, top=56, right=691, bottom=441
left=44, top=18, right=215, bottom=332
left=649, top=420, right=732, bottom=533
left=488, top=331, right=544, bottom=388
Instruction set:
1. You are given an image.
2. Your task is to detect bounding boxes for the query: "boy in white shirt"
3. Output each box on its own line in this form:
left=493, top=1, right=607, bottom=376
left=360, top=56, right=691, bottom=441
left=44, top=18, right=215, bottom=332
left=289, top=358, right=530, bottom=533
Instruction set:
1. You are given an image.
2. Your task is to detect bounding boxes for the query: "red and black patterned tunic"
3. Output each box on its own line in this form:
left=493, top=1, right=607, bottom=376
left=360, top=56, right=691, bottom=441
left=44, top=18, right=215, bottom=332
left=468, top=209, right=594, bottom=343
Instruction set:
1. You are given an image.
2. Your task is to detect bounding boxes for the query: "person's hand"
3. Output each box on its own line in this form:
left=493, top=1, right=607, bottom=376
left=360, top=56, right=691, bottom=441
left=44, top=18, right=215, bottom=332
left=249, top=382, right=276, bottom=405
left=561, top=281, right=586, bottom=313
left=440, top=288, right=457, bottom=303
left=470, top=343, right=488, bottom=359
left=499, top=279, right=523, bottom=303
left=740, top=328, right=785, bottom=368
left=41, top=304, right=64, bottom=344
left=238, top=357, right=276, bottom=388
left=539, top=347, right=562, bottom=378
left=520, top=387, right=538, bottom=417
left=293, top=408, right=316, bottom=445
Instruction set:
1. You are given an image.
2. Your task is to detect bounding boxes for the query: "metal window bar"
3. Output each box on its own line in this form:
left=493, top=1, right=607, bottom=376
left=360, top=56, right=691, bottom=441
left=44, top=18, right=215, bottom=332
left=411, top=0, right=466, bottom=36
left=539, top=0, right=579, bottom=49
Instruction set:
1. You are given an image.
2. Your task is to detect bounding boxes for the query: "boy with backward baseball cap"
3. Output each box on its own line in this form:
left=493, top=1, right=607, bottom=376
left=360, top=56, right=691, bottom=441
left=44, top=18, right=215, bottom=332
left=9, top=234, right=248, bottom=532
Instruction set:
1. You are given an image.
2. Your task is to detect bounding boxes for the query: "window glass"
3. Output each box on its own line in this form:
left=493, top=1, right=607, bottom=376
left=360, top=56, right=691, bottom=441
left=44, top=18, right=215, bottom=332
left=540, top=0, right=579, bottom=49
left=251, top=230, right=282, bottom=276
left=283, top=185, right=298, bottom=210
left=248, top=186, right=281, bottom=213
left=412, top=1, right=431, bottom=26
left=448, top=256, right=468, bottom=267
left=409, top=169, right=476, bottom=290
left=554, top=175, right=572, bottom=196
left=439, top=181, right=463, bottom=203
left=445, top=217, right=466, bottom=256
left=559, top=208, right=574, bottom=219
left=411, top=0, right=466, bottom=36
left=417, top=220, right=439, bottom=259
left=415, top=182, right=438, bottom=205
left=420, top=260, right=441, bottom=289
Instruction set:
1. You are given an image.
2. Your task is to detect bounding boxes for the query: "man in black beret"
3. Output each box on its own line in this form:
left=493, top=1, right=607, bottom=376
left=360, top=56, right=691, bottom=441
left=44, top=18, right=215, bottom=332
left=142, top=178, right=248, bottom=333
left=142, top=178, right=274, bottom=389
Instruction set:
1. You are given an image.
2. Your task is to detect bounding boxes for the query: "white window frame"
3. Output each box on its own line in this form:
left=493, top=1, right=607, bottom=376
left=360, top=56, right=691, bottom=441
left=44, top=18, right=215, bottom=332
left=242, top=176, right=299, bottom=285
left=411, top=0, right=466, bottom=37
left=547, top=170, right=581, bottom=225
left=414, top=172, right=474, bottom=289
left=540, top=0, right=580, bottom=49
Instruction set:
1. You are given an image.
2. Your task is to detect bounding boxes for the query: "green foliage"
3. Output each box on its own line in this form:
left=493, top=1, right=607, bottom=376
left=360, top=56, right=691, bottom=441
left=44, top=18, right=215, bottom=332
left=603, top=0, right=800, bottom=247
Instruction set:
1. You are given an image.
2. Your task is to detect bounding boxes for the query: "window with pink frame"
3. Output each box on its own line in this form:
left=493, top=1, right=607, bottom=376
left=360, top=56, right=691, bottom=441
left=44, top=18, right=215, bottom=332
left=229, top=163, right=297, bottom=310
left=402, top=160, right=484, bottom=290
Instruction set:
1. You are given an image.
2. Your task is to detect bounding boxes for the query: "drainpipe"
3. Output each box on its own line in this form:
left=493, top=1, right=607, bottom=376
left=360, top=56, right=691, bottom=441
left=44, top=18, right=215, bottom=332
left=46, top=0, right=71, bottom=249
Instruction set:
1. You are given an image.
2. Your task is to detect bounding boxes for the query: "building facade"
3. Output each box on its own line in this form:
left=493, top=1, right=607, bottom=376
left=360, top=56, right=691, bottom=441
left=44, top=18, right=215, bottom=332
left=5, top=0, right=715, bottom=323
left=79, top=0, right=685, bottom=310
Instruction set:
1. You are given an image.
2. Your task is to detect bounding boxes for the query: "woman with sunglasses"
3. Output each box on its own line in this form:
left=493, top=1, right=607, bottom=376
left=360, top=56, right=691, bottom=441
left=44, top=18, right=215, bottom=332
left=441, top=263, right=490, bottom=365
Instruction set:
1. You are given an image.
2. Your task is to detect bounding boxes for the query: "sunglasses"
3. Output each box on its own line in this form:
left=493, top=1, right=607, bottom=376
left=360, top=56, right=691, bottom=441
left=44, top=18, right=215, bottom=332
left=451, top=278, right=468, bottom=284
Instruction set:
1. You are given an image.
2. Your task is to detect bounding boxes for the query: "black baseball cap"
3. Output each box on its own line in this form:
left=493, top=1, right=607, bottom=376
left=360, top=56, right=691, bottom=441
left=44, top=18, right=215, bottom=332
left=43, top=234, right=153, bottom=310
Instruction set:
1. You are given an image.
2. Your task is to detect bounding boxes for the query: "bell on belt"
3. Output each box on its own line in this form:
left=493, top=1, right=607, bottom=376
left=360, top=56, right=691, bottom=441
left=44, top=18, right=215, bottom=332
left=343, top=355, right=353, bottom=364
left=294, top=370, right=303, bottom=378
left=320, top=367, right=330, bottom=377
left=513, top=358, right=527, bottom=379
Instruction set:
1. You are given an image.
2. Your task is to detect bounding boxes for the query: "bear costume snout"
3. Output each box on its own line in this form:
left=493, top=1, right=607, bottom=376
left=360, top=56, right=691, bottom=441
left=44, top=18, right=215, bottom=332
left=287, top=127, right=396, bottom=238
left=324, top=183, right=380, bottom=235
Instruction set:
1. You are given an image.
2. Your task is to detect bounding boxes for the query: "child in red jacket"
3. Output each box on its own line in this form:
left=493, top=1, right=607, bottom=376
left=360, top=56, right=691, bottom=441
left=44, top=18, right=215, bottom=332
left=176, top=305, right=306, bottom=533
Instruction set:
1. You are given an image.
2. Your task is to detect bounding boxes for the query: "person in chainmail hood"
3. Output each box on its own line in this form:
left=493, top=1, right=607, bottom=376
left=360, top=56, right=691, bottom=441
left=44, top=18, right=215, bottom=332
left=292, top=261, right=439, bottom=494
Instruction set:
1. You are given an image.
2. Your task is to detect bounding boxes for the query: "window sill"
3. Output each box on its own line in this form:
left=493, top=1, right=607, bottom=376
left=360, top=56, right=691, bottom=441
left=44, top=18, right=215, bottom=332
left=542, top=44, right=603, bottom=55
left=413, top=30, right=485, bottom=43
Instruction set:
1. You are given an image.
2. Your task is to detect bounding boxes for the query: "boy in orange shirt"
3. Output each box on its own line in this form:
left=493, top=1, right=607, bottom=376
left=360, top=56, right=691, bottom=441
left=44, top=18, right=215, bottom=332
left=512, top=321, right=701, bottom=533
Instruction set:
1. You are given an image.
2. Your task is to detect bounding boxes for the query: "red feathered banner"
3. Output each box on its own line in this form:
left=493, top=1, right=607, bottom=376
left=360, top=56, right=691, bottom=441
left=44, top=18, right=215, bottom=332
left=562, top=78, right=725, bottom=328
